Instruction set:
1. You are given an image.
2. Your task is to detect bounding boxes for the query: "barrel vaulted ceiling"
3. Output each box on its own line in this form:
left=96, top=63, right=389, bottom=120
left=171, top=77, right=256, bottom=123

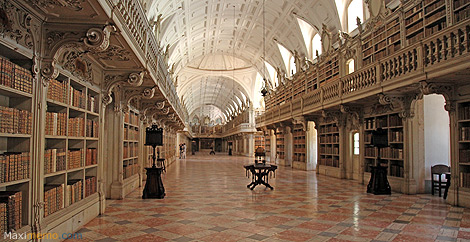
left=142, top=0, right=341, bottom=122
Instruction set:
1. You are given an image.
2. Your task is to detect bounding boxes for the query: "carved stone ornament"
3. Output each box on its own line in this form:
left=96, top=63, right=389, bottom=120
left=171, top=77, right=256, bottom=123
left=102, top=71, right=146, bottom=106
left=58, top=48, right=93, bottom=82
left=419, top=81, right=455, bottom=112
left=364, top=0, right=389, bottom=32
left=161, top=107, right=170, bottom=115
left=340, top=105, right=362, bottom=130
left=41, top=25, right=115, bottom=81
left=0, top=1, right=41, bottom=50
left=31, top=201, right=44, bottom=236
left=83, top=25, right=115, bottom=52
left=378, top=93, right=422, bottom=118
left=321, top=110, right=345, bottom=127
left=321, top=24, right=333, bottom=56
left=123, top=86, right=156, bottom=109
left=27, top=0, right=85, bottom=11
left=96, top=45, right=131, bottom=61
left=292, top=116, right=307, bottom=131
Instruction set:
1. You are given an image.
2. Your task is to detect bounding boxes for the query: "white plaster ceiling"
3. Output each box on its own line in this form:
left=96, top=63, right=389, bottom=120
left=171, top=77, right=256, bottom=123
left=143, top=0, right=341, bottom=119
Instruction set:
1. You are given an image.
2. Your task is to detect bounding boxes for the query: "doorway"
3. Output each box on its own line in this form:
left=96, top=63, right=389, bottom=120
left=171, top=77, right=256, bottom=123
left=423, top=94, right=450, bottom=193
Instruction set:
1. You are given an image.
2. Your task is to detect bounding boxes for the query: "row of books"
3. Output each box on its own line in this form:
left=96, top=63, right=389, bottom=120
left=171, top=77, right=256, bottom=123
left=365, top=118, right=388, bottom=130
left=460, top=106, right=470, bottom=120
left=124, top=112, right=139, bottom=126
left=85, top=176, right=97, bottom=198
left=44, top=184, right=64, bottom=217
left=86, top=148, right=97, bottom=166
left=320, top=146, right=339, bottom=155
left=0, top=56, right=33, bottom=94
left=86, top=120, right=98, bottom=138
left=68, top=149, right=83, bottom=170
left=0, top=106, right=32, bottom=134
left=47, top=79, right=67, bottom=104
left=70, top=86, right=86, bottom=109
left=123, top=144, right=138, bottom=159
left=293, top=138, right=306, bottom=144
left=294, top=153, right=306, bottom=162
left=87, top=95, right=99, bottom=114
left=0, top=152, right=29, bottom=183
left=424, top=0, right=445, bottom=14
left=319, top=135, right=339, bottom=143
left=460, top=127, right=470, bottom=141
left=390, top=164, right=404, bottom=177
left=365, top=147, right=377, bottom=157
left=45, top=112, right=67, bottom=136
left=67, top=179, right=83, bottom=206
left=319, top=157, right=339, bottom=167
left=319, top=125, right=338, bottom=133
left=294, top=147, right=306, bottom=153
left=68, top=117, right=84, bottom=137
left=460, top=172, right=470, bottom=188
left=124, top=127, right=139, bottom=140
left=390, top=131, right=404, bottom=142
left=424, top=20, right=446, bottom=37
left=459, top=149, right=470, bottom=163
left=381, top=147, right=404, bottom=159
left=0, top=191, right=22, bottom=233
left=123, top=164, right=139, bottom=179
left=44, top=149, right=66, bottom=174
left=454, top=0, right=470, bottom=9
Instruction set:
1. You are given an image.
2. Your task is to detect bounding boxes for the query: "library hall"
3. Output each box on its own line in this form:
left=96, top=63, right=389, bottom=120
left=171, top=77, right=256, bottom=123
left=1, top=0, right=470, bottom=241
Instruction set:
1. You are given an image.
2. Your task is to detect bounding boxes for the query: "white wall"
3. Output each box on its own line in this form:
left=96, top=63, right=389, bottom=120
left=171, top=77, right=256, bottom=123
left=424, top=94, right=450, bottom=180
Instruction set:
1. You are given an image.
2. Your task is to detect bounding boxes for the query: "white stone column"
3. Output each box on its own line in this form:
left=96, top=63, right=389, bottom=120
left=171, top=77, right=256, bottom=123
left=306, top=121, right=317, bottom=170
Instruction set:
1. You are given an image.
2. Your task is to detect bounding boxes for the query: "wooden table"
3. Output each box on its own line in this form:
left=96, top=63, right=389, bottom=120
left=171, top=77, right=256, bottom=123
left=244, top=163, right=277, bottom=190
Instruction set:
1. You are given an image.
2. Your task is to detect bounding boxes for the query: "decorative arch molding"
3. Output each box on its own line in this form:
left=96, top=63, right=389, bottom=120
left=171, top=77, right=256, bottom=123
left=340, top=104, right=362, bottom=131
left=378, top=92, right=422, bottom=119
left=41, top=24, right=116, bottom=82
left=419, top=81, right=455, bottom=112
left=102, top=71, right=146, bottom=106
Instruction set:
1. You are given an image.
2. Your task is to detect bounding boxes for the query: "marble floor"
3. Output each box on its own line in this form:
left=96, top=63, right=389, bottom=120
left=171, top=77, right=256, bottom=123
left=75, top=154, right=470, bottom=242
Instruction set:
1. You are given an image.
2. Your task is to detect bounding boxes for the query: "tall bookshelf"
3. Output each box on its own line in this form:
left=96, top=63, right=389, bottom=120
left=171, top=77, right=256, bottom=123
left=318, top=55, right=339, bottom=84
left=363, top=113, right=404, bottom=178
left=293, top=125, right=306, bottom=163
left=318, top=123, right=340, bottom=167
left=0, top=51, right=34, bottom=233
left=265, top=132, right=271, bottom=162
left=457, top=101, right=470, bottom=190
left=276, top=128, right=285, bottom=161
left=404, top=0, right=447, bottom=46
left=123, top=110, right=139, bottom=180
left=255, top=133, right=265, bottom=149
left=44, top=70, right=100, bottom=218
left=306, top=67, right=318, bottom=92
left=454, top=0, right=470, bottom=23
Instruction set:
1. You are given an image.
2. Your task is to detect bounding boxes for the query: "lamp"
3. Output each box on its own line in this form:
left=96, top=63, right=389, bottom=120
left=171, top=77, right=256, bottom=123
left=145, top=124, right=163, bottom=168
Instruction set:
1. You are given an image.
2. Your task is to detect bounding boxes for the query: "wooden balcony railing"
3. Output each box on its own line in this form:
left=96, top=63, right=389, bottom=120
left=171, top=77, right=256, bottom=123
left=257, top=21, right=470, bottom=127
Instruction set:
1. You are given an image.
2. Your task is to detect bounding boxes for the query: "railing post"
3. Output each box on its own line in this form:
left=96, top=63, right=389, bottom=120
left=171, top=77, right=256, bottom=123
left=338, top=78, right=343, bottom=100
left=320, top=87, right=324, bottom=106
left=376, top=60, right=382, bottom=83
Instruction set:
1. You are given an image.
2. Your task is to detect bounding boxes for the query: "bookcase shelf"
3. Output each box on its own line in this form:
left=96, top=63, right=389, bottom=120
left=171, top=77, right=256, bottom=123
left=123, top=109, right=140, bottom=179
left=454, top=0, right=470, bottom=23
left=0, top=48, right=34, bottom=233
left=293, top=125, right=306, bottom=163
left=318, top=122, right=340, bottom=168
left=276, top=128, right=285, bottom=161
left=363, top=113, right=404, bottom=178
left=457, top=101, right=470, bottom=188
left=255, top=132, right=265, bottom=149
left=43, top=70, right=100, bottom=218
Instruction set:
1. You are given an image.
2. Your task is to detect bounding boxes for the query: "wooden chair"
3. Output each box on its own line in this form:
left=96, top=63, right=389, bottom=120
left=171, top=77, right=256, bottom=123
left=431, top=164, right=450, bottom=197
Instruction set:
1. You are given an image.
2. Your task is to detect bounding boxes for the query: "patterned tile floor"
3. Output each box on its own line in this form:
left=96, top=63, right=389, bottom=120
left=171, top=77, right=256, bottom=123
left=74, top=154, right=470, bottom=242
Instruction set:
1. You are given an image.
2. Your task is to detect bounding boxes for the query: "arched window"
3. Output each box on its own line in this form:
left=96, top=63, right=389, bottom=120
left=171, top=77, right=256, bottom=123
left=311, top=34, right=322, bottom=59
left=346, top=59, right=355, bottom=74
left=347, top=0, right=364, bottom=33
